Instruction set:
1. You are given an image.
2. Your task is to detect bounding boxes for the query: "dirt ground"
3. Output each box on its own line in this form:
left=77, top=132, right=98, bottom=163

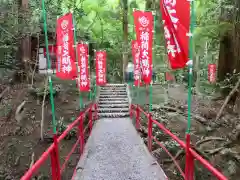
left=0, top=75, right=91, bottom=179
left=1, top=80, right=240, bottom=180
left=131, top=84, right=240, bottom=180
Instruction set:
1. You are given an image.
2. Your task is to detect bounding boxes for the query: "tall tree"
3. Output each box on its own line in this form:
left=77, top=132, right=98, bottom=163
left=21, top=0, right=31, bottom=74
left=122, top=0, right=128, bottom=81
left=218, top=0, right=240, bottom=103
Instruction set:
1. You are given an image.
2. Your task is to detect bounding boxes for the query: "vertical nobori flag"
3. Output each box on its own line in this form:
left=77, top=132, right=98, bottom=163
left=133, top=10, right=153, bottom=84
left=160, top=0, right=190, bottom=69
left=132, top=40, right=142, bottom=86
left=96, top=51, right=107, bottom=86
left=208, top=64, right=217, bottom=83
left=56, top=13, right=76, bottom=79
left=77, top=43, right=90, bottom=91
left=43, top=45, right=57, bottom=69
left=165, top=72, right=175, bottom=81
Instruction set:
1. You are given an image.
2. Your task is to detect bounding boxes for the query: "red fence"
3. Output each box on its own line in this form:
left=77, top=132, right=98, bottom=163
left=21, top=103, right=98, bottom=180
left=130, top=104, right=228, bottom=180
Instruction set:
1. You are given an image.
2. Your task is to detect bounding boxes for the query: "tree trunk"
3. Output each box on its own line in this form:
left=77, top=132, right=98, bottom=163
left=195, top=54, right=200, bottom=95
left=122, top=0, right=128, bottom=82
left=217, top=0, right=240, bottom=103
left=145, top=0, right=153, bottom=10
left=21, top=0, right=31, bottom=81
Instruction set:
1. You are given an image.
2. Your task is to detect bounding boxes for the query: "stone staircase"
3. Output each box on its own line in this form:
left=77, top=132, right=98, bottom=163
left=97, top=84, right=130, bottom=118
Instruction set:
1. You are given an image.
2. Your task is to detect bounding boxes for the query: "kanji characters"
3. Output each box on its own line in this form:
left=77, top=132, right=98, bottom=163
left=133, top=10, right=153, bottom=83
left=62, top=64, right=72, bottom=73
left=61, top=32, right=72, bottom=74
left=167, top=41, right=177, bottom=57
left=140, top=32, right=149, bottom=41
left=56, top=13, right=76, bottom=79
left=161, top=0, right=190, bottom=69
left=164, top=0, right=176, bottom=6
left=208, top=64, right=216, bottom=83
left=78, top=44, right=89, bottom=88
left=164, top=0, right=179, bottom=29
left=96, top=51, right=106, bottom=85
left=164, top=26, right=171, bottom=39
left=163, top=23, right=181, bottom=58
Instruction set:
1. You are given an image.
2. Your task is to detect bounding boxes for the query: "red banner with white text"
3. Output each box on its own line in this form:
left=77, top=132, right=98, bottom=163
left=208, top=64, right=216, bottom=83
left=132, top=40, right=143, bottom=86
left=56, top=13, right=76, bottom=79
left=77, top=43, right=90, bottom=91
left=43, top=45, right=57, bottom=69
left=133, top=10, right=153, bottom=84
left=96, top=51, right=107, bottom=86
left=160, top=0, right=190, bottom=69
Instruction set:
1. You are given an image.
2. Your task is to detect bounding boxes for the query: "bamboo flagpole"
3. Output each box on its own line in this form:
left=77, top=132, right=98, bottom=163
left=41, top=0, right=57, bottom=135
left=186, top=0, right=195, bottom=134
left=185, top=0, right=195, bottom=179
left=41, top=0, right=61, bottom=177
left=87, top=41, right=92, bottom=100
left=72, top=11, right=84, bottom=109
left=149, top=10, right=156, bottom=113
left=93, top=49, right=97, bottom=99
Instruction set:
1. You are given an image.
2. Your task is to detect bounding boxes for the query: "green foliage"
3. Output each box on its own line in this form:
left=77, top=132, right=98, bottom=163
left=57, top=117, right=77, bottom=139
left=0, top=0, right=237, bottom=88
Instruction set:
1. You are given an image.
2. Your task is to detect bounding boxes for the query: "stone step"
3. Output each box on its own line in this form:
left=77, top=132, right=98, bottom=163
left=98, top=98, right=128, bottom=101
left=98, top=104, right=129, bottom=108
left=98, top=100, right=128, bottom=104
left=103, top=88, right=125, bottom=90
left=99, top=92, right=127, bottom=95
left=97, top=108, right=129, bottom=113
left=98, top=112, right=129, bottom=118
left=100, top=89, right=126, bottom=93
left=103, top=84, right=126, bottom=87
left=99, top=94, right=128, bottom=98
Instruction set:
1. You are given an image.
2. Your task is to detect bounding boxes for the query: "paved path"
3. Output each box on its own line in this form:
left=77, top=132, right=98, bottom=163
left=74, top=118, right=167, bottom=180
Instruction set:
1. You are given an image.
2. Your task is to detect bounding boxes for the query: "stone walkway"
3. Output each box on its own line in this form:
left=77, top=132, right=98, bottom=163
left=74, top=118, right=167, bottom=180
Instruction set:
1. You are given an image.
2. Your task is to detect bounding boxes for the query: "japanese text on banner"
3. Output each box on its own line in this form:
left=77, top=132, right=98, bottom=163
left=208, top=64, right=216, bottom=83
left=160, top=0, right=190, bottom=69
left=133, top=10, right=153, bottom=84
left=77, top=43, right=90, bottom=91
left=96, top=51, right=107, bottom=85
left=56, top=13, right=76, bottom=79
left=132, top=40, right=142, bottom=86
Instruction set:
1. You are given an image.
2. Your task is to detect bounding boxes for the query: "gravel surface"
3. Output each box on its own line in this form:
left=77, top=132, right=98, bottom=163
left=74, top=118, right=167, bottom=180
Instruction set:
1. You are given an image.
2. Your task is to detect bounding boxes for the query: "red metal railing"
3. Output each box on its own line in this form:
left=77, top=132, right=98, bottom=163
left=130, top=104, right=228, bottom=180
left=21, top=103, right=98, bottom=180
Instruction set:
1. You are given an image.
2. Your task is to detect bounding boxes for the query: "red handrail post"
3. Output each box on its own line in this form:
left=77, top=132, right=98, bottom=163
left=50, top=134, right=61, bottom=180
left=148, top=113, right=153, bottom=152
left=94, top=103, right=98, bottom=120
left=50, top=150, right=57, bottom=180
left=130, top=104, right=133, bottom=119
left=185, top=133, right=194, bottom=180
left=136, top=105, right=140, bottom=130
left=79, top=115, right=84, bottom=154
left=89, top=105, right=93, bottom=131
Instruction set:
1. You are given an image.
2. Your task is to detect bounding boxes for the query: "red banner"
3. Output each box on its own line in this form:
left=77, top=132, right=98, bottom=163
left=165, top=72, right=175, bottom=81
left=96, top=51, right=107, bottom=86
left=43, top=45, right=57, bottom=69
left=77, top=43, right=90, bottom=91
left=56, top=13, right=76, bottom=79
left=132, top=40, right=143, bottom=86
left=43, top=45, right=57, bottom=57
left=208, top=64, right=216, bottom=83
left=160, top=0, right=190, bottom=69
left=133, top=10, right=153, bottom=84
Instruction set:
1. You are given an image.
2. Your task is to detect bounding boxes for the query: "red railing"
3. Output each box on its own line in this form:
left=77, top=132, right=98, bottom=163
left=130, top=104, right=228, bottom=180
left=21, top=103, right=98, bottom=180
